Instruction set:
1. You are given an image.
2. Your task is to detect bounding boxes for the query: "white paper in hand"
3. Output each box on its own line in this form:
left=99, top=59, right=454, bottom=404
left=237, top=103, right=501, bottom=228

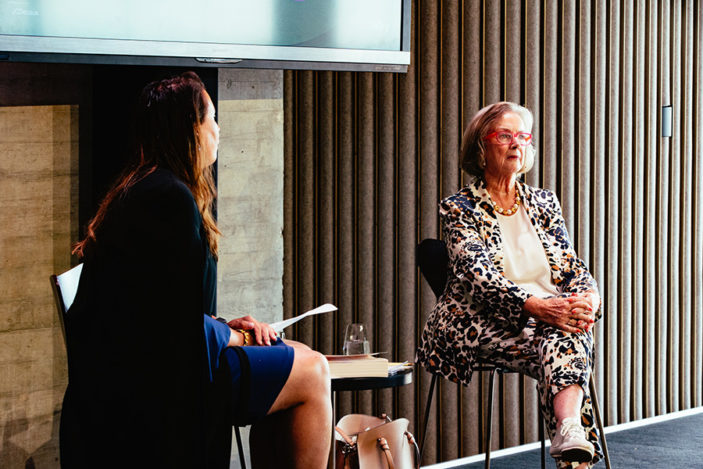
left=270, top=303, right=338, bottom=333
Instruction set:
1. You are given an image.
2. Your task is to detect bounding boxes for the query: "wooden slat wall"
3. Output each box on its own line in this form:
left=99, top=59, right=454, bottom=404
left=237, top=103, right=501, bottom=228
left=283, top=1, right=703, bottom=464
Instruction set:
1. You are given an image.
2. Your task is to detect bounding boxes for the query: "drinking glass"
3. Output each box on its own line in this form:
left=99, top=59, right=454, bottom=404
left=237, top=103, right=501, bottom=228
left=342, top=323, right=370, bottom=355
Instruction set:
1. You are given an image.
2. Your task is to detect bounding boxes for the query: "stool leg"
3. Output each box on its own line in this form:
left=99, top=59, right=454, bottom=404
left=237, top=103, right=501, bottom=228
left=538, top=409, right=546, bottom=469
left=420, top=374, right=438, bottom=460
left=484, top=368, right=496, bottom=469
left=235, top=426, right=247, bottom=469
left=589, top=375, right=611, bottom=469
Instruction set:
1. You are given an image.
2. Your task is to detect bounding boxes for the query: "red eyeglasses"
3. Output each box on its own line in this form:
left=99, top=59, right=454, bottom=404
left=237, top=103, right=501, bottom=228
left=484, top=131, right=533, bottom=146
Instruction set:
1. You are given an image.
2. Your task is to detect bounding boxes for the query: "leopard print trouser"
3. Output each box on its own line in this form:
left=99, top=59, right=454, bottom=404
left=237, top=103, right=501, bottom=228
left=477, top=318, right=602, bottom=468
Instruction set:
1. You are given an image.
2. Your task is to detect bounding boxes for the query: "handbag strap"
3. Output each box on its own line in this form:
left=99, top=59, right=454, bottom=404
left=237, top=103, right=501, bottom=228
left=405, top=431, right=421, bottom=469
left=335, top=426, right=356, bottom=447
left=376, top=437, right=396, bottom=469
left=335, top=426, right=356, bottom=469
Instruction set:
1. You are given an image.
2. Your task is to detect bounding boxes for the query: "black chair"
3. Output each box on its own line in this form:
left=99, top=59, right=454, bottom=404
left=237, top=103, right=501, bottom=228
left=416, top=238, right=611, bottom=469
left=50, top=265, right=249, bottom=469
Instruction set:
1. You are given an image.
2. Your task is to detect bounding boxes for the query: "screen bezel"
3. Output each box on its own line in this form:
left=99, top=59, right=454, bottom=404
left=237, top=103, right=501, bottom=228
left=0, top=0, right=411, bottom=72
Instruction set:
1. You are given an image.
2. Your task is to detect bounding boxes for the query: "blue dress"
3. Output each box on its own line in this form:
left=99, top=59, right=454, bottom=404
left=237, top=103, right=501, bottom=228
left=203, top=316, right=294, bottom=425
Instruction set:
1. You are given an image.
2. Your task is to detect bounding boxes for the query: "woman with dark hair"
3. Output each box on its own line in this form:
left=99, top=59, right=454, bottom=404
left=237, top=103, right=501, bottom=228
left=60, top=72, right=331, bottom=469
left=417, top=102, right=602, bottom=468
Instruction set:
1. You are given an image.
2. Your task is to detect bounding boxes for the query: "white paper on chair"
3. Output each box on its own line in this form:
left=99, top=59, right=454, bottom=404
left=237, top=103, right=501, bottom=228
left=270, top=303, right=338, bottom=333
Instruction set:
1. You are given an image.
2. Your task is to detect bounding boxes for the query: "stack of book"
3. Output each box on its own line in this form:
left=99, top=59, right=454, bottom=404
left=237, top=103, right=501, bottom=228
left=325, top=355, right=413, bottom=379
left=325, top=354, right=389, bottom=378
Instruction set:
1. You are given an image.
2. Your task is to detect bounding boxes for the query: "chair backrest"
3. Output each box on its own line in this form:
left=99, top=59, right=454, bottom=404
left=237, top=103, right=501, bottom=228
left=50, top=263, right=84, bottom=344
left=416, top=238, right=449, bottom=299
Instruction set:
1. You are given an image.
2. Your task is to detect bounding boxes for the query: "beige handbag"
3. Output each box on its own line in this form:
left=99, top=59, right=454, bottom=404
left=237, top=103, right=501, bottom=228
left=335, top=414, right=420, bottom=469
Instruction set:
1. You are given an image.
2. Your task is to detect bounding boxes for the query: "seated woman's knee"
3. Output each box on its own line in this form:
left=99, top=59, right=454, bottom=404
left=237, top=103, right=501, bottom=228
left=296, top=349, right=331, bottom=389
left=541, top=327, right=592, bottom=349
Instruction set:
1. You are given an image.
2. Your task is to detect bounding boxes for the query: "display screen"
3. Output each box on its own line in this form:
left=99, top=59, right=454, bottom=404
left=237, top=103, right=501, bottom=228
left=0, top=0, right=410, bottom=70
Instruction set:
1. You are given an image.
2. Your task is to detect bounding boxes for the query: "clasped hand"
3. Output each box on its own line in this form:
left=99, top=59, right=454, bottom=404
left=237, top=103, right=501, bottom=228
left=226, top=315, right=279, bottom=346
left=524, top=291, right=599, bottom=333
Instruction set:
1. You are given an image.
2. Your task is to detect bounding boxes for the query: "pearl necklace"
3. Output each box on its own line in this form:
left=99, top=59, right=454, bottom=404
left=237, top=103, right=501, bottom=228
left=491, top=188, right=521, bottom=216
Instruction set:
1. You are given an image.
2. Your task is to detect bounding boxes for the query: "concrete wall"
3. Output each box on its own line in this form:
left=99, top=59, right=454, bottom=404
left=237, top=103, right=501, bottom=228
left=216, top=68, right=284, bottom=326
left=0, top=105, right=79, bottom=468
left=216, top=68, right=284, bottom=468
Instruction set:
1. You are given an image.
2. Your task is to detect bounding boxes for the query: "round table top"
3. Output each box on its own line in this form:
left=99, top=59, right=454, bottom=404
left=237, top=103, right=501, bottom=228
left=331, top=367, right=413, bottom=392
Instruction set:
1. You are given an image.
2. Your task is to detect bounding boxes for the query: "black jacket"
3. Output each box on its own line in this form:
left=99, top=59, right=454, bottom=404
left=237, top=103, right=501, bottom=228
left=60, top=168, right=230, bottom=468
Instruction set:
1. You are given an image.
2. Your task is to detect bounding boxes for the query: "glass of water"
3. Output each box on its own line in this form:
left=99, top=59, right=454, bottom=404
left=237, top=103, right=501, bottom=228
left=342, top=323, right=370, bottom=355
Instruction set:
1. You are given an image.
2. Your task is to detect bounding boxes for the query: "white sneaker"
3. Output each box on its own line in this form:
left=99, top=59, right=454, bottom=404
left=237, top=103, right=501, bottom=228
left=549, top=417, right=595, bottom=463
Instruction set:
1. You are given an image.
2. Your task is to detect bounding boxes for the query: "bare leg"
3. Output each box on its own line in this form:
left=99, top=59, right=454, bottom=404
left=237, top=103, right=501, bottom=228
left=250, top=348, right=331, bottom=469
left=554, top=384, right=584, bottom=428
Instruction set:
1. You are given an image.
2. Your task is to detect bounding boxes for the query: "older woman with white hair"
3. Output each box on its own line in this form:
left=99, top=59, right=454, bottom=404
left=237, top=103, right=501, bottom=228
left=417, top=102, right=603, bottom=468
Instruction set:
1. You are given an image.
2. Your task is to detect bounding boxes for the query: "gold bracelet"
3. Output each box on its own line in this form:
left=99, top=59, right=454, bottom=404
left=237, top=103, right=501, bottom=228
left=236, top=329, right=252, bottom=346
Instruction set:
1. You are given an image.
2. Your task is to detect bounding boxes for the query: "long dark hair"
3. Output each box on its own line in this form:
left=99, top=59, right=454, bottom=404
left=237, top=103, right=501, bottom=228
left=73, top=71, right=220, bottom=258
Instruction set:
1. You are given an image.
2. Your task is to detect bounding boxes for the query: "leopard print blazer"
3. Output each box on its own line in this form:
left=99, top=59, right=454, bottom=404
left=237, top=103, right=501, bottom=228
left=416, top=177, right=601, bottom=386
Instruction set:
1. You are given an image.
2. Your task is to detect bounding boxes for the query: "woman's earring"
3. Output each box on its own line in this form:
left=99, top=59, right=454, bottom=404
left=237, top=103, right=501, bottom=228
left=478, top=153, right=486, bottom=168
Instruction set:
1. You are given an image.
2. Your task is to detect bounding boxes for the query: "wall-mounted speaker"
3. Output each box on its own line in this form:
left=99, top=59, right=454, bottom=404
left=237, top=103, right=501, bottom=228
left=662, top=105, right=672, bottom=138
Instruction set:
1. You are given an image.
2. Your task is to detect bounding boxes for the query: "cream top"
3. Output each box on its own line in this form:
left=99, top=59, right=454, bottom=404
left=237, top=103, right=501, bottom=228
left=496, top=202, right=559, bottom=299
